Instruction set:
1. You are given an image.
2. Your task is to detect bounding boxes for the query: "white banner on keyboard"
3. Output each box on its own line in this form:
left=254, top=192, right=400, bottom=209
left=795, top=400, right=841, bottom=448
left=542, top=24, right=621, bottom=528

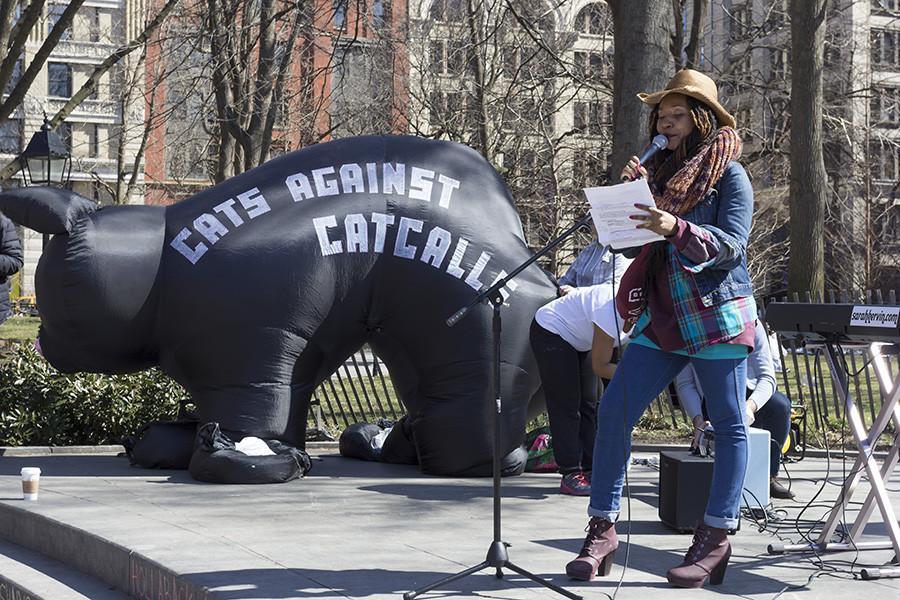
left=850, top=306, right=900, bottom=328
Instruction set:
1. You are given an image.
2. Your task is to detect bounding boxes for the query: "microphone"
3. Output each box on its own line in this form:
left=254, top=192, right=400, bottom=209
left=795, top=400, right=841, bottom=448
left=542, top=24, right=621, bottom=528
left=622, top=134, right=669, bottom=181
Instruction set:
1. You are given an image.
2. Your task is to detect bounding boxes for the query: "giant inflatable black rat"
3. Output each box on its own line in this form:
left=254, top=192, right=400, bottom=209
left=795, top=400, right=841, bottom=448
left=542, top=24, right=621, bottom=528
left=1, top=136, right=557, bottom=480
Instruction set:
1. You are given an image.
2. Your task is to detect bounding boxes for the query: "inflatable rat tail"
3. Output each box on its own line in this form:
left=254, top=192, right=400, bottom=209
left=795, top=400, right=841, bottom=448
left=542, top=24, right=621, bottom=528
left=0, top=186, right=97, bottom=234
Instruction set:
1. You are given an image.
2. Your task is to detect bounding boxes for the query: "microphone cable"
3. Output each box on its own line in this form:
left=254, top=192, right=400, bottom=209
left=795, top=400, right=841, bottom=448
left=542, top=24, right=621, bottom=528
left=609, top=242, right=631, bottom=600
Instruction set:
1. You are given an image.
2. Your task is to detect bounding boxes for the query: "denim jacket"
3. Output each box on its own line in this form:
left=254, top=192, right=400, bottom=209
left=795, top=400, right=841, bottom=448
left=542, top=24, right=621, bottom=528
left=623, top=161, right=754, bottom=303
left=676, top=161, right=754, bottom=306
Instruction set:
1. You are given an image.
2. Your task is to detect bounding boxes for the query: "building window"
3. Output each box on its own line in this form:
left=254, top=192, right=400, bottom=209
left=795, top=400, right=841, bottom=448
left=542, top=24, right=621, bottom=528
left=574, top=100, right=611, bottom=136
left=430, top=0, right=463, bottom=23
left=735, top=53, right=752, bottom=93
left=872, top=29, right=899, bottom=68
left=431, top=39, right=469, bottom=76
left=0, top=119, right=21, bottom=154
left=766, top=0, right=787, bottom=31
left=47, top=4, right=72, bottom=40
left=574, top=3, right=612, bottom=36
left=730, top=4, right=752, bottom=40
left=870, top=142, right=899, bottom=181
left=871, top=86, right=899, bottom=126
left=90, top=8, right=101, bottom=42
left=48, top=62, right=72, bottom=97
left=574, top=51, right=610, bottom=81
left=825, top=44, right=841, bottom=68
left=769, top=48, right=789, bottom=81
left=3, top=57, right=21, bottom=94
left=88, top=124, right=100, bottom=158
left=734, top=107, right=752, bottom=132
left=58, top=122, right=72, bottom=152
left=573, top=149, right=609, bottom=187
left=87, top=69, right=99, bottom=99
left=872, top=0, right=900, bottom=15
left=428, top=90, right=474, bottom=133
left=766, top=98, right=788, bottom=137
left=372, top=0, right=389, bottom=29
left=333, top=0, right=346, bottom=29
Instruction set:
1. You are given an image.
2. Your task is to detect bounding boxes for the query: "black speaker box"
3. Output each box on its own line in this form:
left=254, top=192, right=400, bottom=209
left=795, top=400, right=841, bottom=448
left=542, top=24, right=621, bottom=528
left=658, top=450, right=714, bottom=533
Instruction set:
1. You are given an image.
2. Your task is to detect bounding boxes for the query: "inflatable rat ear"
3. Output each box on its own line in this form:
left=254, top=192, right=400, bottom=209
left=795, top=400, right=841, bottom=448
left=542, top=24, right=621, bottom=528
left=0, top=186, right=97, bottom=234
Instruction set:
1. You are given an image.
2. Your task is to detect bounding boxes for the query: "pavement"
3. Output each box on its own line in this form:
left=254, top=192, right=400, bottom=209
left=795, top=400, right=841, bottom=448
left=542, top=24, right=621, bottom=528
left=0, top=445, right=898, bottom=600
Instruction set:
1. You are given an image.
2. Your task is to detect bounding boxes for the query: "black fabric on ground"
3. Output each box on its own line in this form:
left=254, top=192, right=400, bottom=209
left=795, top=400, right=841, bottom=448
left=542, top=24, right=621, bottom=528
left=188, top=423, right=309, bottom=484
left=339, top=423, right=383, bottom=461
left=123, top=420, right=198, bottom=470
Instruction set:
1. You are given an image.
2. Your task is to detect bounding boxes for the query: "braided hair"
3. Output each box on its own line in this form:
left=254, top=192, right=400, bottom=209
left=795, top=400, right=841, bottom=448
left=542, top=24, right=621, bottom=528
left=646, top=97, right=719, bottom=190
left=637, top=97, right=721, bottom=316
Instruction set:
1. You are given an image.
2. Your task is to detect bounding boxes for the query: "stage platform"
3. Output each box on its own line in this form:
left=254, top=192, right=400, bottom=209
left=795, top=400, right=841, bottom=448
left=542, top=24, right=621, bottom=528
left=0, top=446, right=898, bottom=599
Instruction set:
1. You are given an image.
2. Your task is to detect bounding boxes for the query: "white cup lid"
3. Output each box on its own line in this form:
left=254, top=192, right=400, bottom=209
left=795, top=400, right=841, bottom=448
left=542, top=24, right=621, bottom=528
left=20, top=467, right=41, bottom=476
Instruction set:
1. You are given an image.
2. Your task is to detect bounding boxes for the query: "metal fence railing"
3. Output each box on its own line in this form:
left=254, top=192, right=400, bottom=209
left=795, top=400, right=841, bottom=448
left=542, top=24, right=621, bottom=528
left=309, top=290, right=899, bottom=443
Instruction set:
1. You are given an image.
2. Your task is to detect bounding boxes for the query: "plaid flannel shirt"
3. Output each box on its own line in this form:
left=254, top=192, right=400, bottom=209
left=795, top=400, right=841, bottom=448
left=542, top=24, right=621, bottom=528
left=666, top=219, right=757, bottom=355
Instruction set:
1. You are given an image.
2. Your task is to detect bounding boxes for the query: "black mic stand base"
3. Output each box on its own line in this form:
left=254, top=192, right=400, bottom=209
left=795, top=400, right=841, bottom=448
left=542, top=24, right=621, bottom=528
left=403, top=540, right=582, bottom=599
left=404, top=294, right=582, bottom=600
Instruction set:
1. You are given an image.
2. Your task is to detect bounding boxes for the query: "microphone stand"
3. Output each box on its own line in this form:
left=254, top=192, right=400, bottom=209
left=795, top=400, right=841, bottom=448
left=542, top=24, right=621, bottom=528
left=403, top=213, right=593, bottom=600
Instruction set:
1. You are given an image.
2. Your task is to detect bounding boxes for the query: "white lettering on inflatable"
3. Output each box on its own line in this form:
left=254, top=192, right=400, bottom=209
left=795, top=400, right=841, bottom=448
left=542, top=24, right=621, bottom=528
left=286, top=172, right=315, bottom=202
left=436, top=174, right=460, bottom=209
left=394, top=217, right=423, bottom=259
left=490, top=270, right=518, bottom=301
left=446, top=237, right=469, bottom=278
left=313, top=215, right=343, bottom=256
left=237, top=187, right=270, bottom=218
left=409, top=167, right=435, bottom=202
left=366, top=162, right=380, bottom=193
left=213, top=199, right=245, bottom=227
left=345, top=213, right=369, bottom=253
left=286, top=162, right=457, bottom=204
left=383, top=163, right=405, bottom=195
left=312, top=167, right=340, bottom=197
left=340, top=163, right=365, bottom=194
left=371, top=212, right=395, bottom=253
left=420, top=226, right=452, bottom=267
left=170, top=228, right=208, bottom=264
left=194, top=213, right=228, bottom=244
left=465, top=251, right=491, bottom=290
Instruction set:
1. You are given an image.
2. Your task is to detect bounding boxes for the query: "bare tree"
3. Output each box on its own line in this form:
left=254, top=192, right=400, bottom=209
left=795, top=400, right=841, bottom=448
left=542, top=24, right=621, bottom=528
left=787, top=0, right=828, bottom=298
left=671, top=0, right=709, bottom=69
left=0, top=0, right=180, bottom=183
left=0, top=0, right=87, bottom=127
left=608, top=0, right=672, bottom=176
left=405, top=0, right=620, bottom=273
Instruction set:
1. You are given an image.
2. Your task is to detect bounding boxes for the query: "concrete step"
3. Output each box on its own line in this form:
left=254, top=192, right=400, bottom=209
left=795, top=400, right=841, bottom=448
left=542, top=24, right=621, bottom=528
left=0, top=538, right=128, bottom=600
left=0, top=500, right=211, bottom=599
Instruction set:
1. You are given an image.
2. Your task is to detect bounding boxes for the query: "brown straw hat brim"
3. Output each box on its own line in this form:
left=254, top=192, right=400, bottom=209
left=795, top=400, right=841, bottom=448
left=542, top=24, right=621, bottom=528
left=638, top=86, right=736, bottom=129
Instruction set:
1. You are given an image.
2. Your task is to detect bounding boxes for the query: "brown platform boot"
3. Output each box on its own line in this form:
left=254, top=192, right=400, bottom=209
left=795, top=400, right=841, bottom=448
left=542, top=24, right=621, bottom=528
left=666, top=522, right=731, bottom=588
left=565, top=517, right=618, bottom=581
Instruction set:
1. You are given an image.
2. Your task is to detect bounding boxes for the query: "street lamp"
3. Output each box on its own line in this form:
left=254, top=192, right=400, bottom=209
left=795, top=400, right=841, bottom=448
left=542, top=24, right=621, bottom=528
left=18, top=116, right=72, bottom=248
left=20, top=116, right=71, bottom=187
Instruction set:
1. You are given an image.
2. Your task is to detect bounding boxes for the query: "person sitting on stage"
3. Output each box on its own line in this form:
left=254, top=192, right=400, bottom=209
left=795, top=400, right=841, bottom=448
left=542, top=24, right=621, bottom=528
left=565, top=69, right=756, bottom=588
left=529, top=240, right=629, bottom=496
left=675, top=320, right=795, bottom=500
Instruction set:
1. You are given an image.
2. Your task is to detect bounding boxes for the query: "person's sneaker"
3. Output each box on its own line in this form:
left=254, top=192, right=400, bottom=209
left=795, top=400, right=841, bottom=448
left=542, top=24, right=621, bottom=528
left=770, top=477, right=795, bottom=500
left=561, top=471, right=591, bottom=496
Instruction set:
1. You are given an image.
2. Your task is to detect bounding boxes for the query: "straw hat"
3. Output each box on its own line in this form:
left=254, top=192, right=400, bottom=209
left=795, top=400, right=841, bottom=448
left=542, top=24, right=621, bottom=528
left=637, top=69, right=736, bottom=129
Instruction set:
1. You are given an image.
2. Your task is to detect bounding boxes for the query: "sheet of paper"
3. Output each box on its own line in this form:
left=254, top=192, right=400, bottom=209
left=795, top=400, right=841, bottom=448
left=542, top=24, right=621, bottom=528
left=584, top=179, right=665, bottom=249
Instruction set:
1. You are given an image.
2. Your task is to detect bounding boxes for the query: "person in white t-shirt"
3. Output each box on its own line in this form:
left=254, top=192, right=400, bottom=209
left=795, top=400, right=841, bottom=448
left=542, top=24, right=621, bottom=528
left=530, top=283, right=628, bottom=495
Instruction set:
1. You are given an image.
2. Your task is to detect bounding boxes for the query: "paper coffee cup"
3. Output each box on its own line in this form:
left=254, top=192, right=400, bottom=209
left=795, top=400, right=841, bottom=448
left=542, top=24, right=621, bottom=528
left=21, top=467, right=41, bottom=501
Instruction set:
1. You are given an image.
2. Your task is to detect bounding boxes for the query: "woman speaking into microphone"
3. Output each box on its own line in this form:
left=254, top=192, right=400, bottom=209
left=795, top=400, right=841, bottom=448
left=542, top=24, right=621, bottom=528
left=565, top=69, right=756, bottom=588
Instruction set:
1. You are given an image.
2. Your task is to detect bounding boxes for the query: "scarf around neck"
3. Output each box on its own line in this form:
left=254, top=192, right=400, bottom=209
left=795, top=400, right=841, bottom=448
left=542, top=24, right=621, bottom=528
left=652, top=126, right=742, bottom=216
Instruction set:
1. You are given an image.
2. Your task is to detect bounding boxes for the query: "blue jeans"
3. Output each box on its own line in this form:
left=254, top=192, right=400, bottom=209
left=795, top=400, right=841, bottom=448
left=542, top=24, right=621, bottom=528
left=589, top=343, right=748, bottom=530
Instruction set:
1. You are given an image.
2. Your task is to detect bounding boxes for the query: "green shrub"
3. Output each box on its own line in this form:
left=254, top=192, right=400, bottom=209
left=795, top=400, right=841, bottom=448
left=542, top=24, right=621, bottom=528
left=0, top=342, right=189, bottom=446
